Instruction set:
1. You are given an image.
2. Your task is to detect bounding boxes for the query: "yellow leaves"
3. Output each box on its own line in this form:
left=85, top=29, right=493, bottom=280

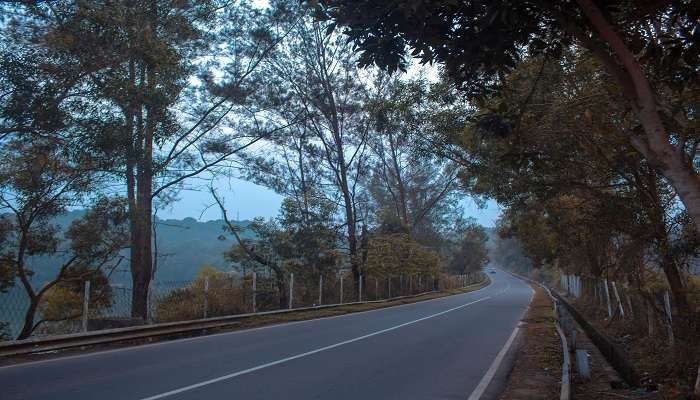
left=40, top=286, right=82, bottom=321
left=584, top=109, right=593, bottom=122
left=365, top=234, right=442, bottom=277
left=194, top=265, right=230, bottom=288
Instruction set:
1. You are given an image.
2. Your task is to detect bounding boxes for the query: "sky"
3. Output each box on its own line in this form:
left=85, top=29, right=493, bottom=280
left=157, top=176, right=502, bottom=227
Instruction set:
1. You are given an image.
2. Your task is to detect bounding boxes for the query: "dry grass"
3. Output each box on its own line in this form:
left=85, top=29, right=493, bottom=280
left=500, top=285, right=562, bottom=400
left=210, top=278, right=491, bottom=332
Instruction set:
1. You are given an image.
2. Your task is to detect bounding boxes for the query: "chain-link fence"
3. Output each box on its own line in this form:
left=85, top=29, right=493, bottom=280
left=0, top=270, right=486, bottom=341
left=557, top=272, right=685, bottom=344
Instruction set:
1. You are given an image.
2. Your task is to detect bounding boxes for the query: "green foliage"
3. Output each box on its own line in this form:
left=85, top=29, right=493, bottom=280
left=365, top=233, right=442, bottom=278
left=445, top=221, right=489, bottom=274
left=226, top=191, right=341, bottom=280
left=319, top=1, right=699, bottom=97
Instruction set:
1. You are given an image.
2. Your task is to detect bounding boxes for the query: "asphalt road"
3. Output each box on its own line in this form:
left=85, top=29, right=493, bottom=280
left=0, top=269, right=532, bottom=400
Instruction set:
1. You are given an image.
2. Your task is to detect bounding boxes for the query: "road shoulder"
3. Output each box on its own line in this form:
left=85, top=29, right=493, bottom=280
left=498, top=284, right=562, bottom=399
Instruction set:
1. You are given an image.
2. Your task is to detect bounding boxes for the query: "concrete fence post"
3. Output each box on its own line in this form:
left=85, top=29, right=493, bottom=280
left=593, top=281, right=598, bottom=304
left=612, top=281, right=624, bottom=318
left=603, top=279, right=612, bottom=318
left=252, top=272, right=257, bottom=313
left=576, top=349, right=591, bottom=382
left=82, top=280, right=91, bottom=333
left=663, top=291, right=674, bottom=346
left=400, top=275, right=403, bottom=295
left=203, top=277, right=209, bottom=319
left=388, top=278, right=391, bottom=299
left=375, top=278, right=378, bottom=300
left=318, top=275, right=323, bottom=306
left=288, top=273, right=294, bottom=310
left=340, top=275, right=344, bottom=304
left=418, top=276, right=422, bottom=292
left=146, top=282, right=153, bottom=324
left=359, top=273, right=363, bottom=302
left=409, top=275, right=412, bottom=294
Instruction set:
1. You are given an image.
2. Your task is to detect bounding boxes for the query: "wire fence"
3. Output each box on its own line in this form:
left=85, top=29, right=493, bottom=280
left=0, top=270, right=485, bottom=341
left=557, top=272, right=681, bottom=344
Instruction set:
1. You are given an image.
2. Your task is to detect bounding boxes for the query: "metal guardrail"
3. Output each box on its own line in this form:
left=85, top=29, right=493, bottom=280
left=0, top=278, right=489, bottom=358
left=555, top=322, right=572, bottom=400
left=549, top=289, right=639, bottom=387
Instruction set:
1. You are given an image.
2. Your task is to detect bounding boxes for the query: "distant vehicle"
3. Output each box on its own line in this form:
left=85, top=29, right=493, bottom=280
left=488, top=268, right=496, bottom=274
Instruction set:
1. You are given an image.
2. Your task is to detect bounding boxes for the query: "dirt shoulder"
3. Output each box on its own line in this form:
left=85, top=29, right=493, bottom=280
left=500, top=284, right=562, bottom=400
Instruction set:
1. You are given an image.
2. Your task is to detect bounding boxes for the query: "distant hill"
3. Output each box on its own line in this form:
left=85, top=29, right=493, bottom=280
left=146, top=216, right=254, bottom=283
left=17, top=211, right=256, bottom=287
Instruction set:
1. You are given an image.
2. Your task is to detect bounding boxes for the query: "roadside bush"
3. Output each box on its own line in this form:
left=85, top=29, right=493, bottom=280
left=153, top=266, right=247, bottom=323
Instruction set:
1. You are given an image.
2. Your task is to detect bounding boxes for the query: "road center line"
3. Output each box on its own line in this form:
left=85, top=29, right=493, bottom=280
left=137, top=296, right=493, bottom=400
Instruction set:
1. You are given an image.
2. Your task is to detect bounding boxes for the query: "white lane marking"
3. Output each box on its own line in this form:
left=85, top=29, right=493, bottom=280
left=466, top=323, right=521, bottom=400
left=137, top=296, right=493, bottom=400
left=467, top=276, right=534, bottom=400
left=1, top=279, right=497, bottom=371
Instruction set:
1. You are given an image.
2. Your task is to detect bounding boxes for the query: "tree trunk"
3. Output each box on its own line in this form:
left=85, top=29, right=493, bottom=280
left=572, top=0, right=700, bottom=236
left=130, top=2, right=157, bottom=320
left=660, top=254, right=691, bottom=337
left=16, top=297, right=39, bottom=340
left=388, top=132, right=408, bottom=226
left=129, top=202, right=152, bottom=319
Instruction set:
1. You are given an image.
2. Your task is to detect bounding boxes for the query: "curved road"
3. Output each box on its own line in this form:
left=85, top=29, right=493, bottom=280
left=0, top=269, right=532, bottom=400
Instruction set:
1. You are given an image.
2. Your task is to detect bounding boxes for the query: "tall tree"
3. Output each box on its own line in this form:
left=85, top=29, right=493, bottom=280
left=366, top=76, right=462, bottom=243
left=453, top=52, right=697, bottom=333
left=2, top=0, right=289, bottom=318
left=247, top=2, right=371, bottom=294
left=319, top=1, right=700, bottom=237
left=0, top=138, right=128, bottom=339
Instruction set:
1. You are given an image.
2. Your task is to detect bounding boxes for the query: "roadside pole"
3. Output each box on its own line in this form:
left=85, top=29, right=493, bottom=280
left=289, top=273, right=294, bottom=310
left=252, top=272, right=257, bottom=313
left=318, top=275, right=323, bottom=306
left=340, top=275, right=344, bottom=304
left=203, top=277, right=209, bottom=319
left=82, top=280, right=91, bottom=333
left=359, top=273, right=363, bottom=302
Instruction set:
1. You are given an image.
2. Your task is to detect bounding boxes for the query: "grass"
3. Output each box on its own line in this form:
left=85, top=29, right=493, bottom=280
left=499, top=284, right=562, bottom=400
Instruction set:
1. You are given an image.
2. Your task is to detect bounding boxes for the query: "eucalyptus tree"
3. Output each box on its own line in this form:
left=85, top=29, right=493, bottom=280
left=245, top=1, right=372, bottom=294
left=0, top=3, right=133, bottom=337
left=0, top=138, right=128, bottom=339
left=366, top=76, right=462, bottom=244
left=319, top=0, right=700, bottom=237
left=0, top=0, right=291, bottom=318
